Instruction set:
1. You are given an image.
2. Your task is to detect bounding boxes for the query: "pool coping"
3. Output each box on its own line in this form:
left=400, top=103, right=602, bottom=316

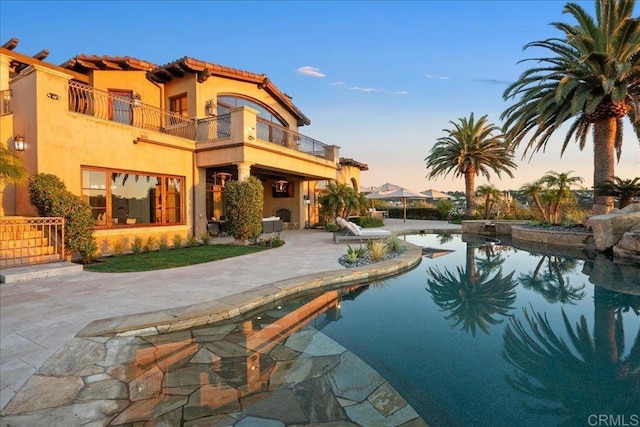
left=77, top=242, right=424, bottom=338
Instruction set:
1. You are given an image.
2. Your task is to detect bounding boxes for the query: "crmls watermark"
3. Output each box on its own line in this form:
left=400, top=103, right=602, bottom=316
left=588, top=414, right=640, bottom=427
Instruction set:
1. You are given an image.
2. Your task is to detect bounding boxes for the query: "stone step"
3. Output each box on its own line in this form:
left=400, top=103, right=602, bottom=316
left=0, top=261, right=83, bottom=284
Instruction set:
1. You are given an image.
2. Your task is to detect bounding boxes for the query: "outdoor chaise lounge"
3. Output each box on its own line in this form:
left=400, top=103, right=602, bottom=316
left=333, top=217, right=391, bottom=243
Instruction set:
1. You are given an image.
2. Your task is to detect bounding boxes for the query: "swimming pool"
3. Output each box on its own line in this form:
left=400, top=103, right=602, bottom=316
left=3, top=233, right=638, bottom=426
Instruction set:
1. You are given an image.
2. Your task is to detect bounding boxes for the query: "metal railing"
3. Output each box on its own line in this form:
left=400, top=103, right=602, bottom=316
left=0, top=217, right=65, bottom=267
left=195, top=114, right=231, bottom=141
left=67, top=82, right=332, bottom=158
left=256, top=117, right=331, bottom=159
left=1, top=89, right=10, bottom=115
left=68, top=81, right=196, bottom=139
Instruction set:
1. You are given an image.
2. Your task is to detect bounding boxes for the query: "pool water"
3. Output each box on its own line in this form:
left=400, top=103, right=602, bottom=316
left=4, top=234, right=638, bottom=426
left=317, top=233, right=640, bottom=426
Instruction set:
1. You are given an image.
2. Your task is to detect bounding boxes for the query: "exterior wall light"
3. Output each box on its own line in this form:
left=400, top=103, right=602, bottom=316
left=205, top=99, right=216, bottom=116
left=132, top=93, right=141, bottom=107
left=13, top=135, right=25, bottom=151
left=303, top=194, right=311, bottom=204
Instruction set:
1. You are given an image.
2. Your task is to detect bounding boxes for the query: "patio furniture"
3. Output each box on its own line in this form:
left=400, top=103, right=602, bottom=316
left=262, top=217, right=283, bottom=233
left=333, top=217, right=391, bottom=243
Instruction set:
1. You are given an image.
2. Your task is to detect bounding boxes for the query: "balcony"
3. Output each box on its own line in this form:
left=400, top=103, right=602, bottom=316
left=67, top=82, right=333, bottom=160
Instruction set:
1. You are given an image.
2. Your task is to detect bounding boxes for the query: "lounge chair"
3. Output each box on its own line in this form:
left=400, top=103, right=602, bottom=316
left=333, top=217, right=391, bottom=243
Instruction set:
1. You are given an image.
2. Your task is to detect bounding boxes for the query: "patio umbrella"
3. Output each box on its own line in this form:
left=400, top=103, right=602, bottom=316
left=366, top=186, right=427, bottom=222
left=421, top=189, right=453, bottom=200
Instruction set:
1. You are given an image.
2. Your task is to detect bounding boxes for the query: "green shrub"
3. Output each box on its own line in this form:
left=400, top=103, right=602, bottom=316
left=435, top=199, right=454, bottom=219
left=367, top=239, right=387, bottom=262
left=324, top=222, right=339, bottom=232
left=158, top=234, right=169, bottom=251
left=385, top=233, right=404, bottom=253
left=201, top=232, right=211, bottom=246
left=255, top=234, right=285, bottom=248
left=345, top=244, right=366, bottom=264
left=359, top=216, right=384, bottom=228
left=144, top=236, right=157, bottom=252
left=172, top=234, right=183, bottom=249
left=131, top=236, right=143, bottom=254
left=28, top=173, right=97, bottom=262
left=225, top=176, right=264, bottom=242
left=186, top=234, right=199, bottom=247
left=113, top=239, right=126, bottom=256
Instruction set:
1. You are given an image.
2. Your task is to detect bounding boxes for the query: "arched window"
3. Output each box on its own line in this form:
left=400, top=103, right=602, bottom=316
left=217, top=95, right=287, bottom=126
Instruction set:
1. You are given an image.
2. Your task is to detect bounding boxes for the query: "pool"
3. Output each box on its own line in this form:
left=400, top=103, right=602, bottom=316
left=3, top=233, right=638, bottom=426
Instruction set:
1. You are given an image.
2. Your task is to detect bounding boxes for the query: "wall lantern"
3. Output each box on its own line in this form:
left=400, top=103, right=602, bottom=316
left=13, top=135, right=24, bottom=151
left=303, top=194, right=311, bottom=205
left=132, top=93, right=141, bottom=107
left=275, top=180, right=289, bottom=193
left=205, top=99, right=216, bottom=116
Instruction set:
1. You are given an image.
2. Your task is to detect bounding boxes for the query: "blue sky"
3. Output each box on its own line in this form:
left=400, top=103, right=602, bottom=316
left=1, top=0, right=638, bottom=192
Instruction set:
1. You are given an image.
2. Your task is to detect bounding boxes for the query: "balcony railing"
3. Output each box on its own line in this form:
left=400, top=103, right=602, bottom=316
left=256, top=117, right=331, bottom=159
left=68, top=81, right=196, bottom=139
left=67, top=82, right=332, bottom=159
left=195, top=114, right=231, bottom=141
left=1, top=89, right=10, bottom=116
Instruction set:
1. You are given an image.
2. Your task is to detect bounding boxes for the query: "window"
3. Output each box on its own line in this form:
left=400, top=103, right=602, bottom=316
left=170, top=94, right=188, bottom=118
left=217, top=95, right=286, bottom=126
left=108, top=89, right=133, bottom=124
left=82, top=167, right=184, bottom=227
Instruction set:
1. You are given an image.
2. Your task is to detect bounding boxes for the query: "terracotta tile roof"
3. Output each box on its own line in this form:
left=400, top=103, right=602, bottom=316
left=340, top=157, right=369, bottom=171
left=149, top=57, right=310, bottom=126
left=61, top=54, right=157, bottom=72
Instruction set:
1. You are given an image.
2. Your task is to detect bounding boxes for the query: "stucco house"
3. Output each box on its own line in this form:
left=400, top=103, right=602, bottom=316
left=0, top=38, right=368, bottom=263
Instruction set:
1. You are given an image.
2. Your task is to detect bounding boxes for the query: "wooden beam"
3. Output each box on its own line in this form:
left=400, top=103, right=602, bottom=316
left=2, top=38, right=18, bottom=50
left=0, top=47, right=89, bottom=83
left=32, top=49, right=49, bottom=60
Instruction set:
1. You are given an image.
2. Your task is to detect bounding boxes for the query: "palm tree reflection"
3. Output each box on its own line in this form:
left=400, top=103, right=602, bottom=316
left=425, top=240, right=518, bottom=337
left=503, top=288, right=640, bottom=422
left=519, top=254, right=586, bottom=304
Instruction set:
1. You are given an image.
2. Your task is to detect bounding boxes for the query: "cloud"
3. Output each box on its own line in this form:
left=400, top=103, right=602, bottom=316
left=393, top=90, right=410, bottom=95
left=330, top=81, right=345, bottom=86
left=472, top=78, right=512, bottom=85
left=348, top=86, right=380, bottom=92
left=297, top=66, right=325, bottom=78
left=425, top=74, right=451, bottom=80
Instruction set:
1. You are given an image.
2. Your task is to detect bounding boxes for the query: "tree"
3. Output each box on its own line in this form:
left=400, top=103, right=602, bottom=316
left=0, top=144, right=28, bottom=185
left=425, top=113, right=517, bottom=217
left=224, top=176, right=264, bottom=242
left=319, top=181, right=361, bottom=220
left=475, top=184, right=503, bottom=220
left=540, top=170, right=584, bottom=223
left=596, top=176, right=640, bottom=208
left=28, top=174, right=97, bottom=262
left=520, top=179, right=549, bottom=221
left=502, top=0, right=640, bottom=215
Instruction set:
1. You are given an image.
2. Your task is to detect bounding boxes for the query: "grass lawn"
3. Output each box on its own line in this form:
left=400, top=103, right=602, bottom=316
left=84, top=244, right=268, bottom=273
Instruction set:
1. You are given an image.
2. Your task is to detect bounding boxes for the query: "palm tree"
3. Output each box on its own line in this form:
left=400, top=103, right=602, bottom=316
left=520, top=179, right=549, bottom=222
left=425, top=113, right=517, bottom=217
left=540, top=171, right=584, bottom=223
left=319, top=181, right=361, bottom=220
left=596, top=176, right=640, bottom=208
left=476, top=184, right=503, bottom=220
left=502, top=0, right=640, bottom=215
left=0, top=144, right=28, bottom=185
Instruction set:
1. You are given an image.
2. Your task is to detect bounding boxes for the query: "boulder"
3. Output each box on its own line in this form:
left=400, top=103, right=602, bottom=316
left=613, top=230, right=640, bottom=264
left=587, top=203, right=640, bottom=251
